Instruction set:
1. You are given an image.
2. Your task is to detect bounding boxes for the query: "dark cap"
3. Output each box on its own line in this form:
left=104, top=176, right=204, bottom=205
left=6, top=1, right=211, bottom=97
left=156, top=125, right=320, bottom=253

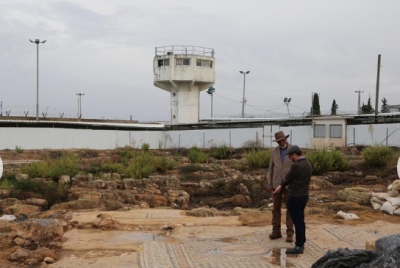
left=286, top=145, right=302, bottom=156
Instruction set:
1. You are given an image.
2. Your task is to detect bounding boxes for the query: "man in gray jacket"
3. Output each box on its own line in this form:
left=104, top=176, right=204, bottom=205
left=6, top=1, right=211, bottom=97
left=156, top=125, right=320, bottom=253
left=274, top=145, right=312, bottom=254
left=267, top=131, right=294, bottom=242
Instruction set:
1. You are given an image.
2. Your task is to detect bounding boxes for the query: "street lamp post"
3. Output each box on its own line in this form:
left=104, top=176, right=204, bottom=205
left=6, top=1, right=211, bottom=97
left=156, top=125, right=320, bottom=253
left=76, top=93, right=85, bottom=119
left=29, top=39, right=46, bottom=121
left=207, top=86, right=215, bottom=118
left=284, top=97, right=291, bottom=118
left=355, top=90, right=364, bottom=115
left=239, top=71, right=250, bottom=118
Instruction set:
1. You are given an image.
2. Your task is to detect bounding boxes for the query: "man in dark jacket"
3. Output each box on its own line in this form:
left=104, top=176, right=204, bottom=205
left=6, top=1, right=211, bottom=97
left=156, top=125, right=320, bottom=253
left=273, top=145, right=312, bottom=254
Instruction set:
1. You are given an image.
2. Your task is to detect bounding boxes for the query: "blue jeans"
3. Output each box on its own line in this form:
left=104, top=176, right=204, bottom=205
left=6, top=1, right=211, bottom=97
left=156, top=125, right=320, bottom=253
left=287, top=195, right=309, bottom=247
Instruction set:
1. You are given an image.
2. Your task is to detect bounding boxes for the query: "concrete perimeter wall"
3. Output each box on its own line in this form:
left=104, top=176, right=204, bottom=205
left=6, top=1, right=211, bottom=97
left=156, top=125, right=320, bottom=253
left=0, top=123, right=399, bottom=150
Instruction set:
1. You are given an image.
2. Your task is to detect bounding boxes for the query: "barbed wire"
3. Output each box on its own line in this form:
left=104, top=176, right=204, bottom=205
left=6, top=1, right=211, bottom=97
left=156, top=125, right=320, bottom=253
left=1, top=105, right=78, bottom=118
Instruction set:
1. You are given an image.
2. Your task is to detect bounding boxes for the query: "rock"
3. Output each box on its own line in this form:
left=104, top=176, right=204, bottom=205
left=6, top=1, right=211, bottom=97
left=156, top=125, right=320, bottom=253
left=44, top=257, right=56, bottom=264
left=186, top=207, right=217, bottom=217
left=25, top=258, right=38, bottom=265
left=337, top=187, right=372, bottom=205
left=349, top=160, right=363, bottom=168
left=0, top=215, right=17, bottom=222
left=8, top=248, right=30, bottom=262
left=102, top=173, right=112, bottom=181
left=59, top=175, right=70, bottom=184
left=365, top=240, right=376, bottom=251
left=93, top=214, right=120, bottom=230
left=25, top=198, right=48, bottom=209
left=140, top=202, right=150, bottom=209
left=34, top=247, right=57, bottom=260
left=13, top=237, right=32, bottom=247
left=104, top=180, right=120, bottom=190
left=0, top=198, right=21, bottom=207
left=15, top=174, right=29, bottom=180
left=354, top=171, right=363, bottom=177
left=358, top=234, right=400, bottom=268
left=209, top=195, right=252, bottom=208
left=16, top=219, right=64, bottom=244
left=4, top=205, right=41, bottom=215
left=51, top=199, right=102, bottom=210
left=238, top=183, right=250, bottom=195
left=71, top=174, right=93, bottom=187
left=117, top=191, right=136, bottom=204
left=364, top=175, right=378, bottom=183
left=122, top=178, right=136, bottom=189
left=312, top=248, right=374, bottom=268
left=149, top=195, right=168, bottom=207
left=310, top=176, right=334, bottom=190
left=92, top=179, right=106, bottom=189
left=112, top=173, right=121, bottom=180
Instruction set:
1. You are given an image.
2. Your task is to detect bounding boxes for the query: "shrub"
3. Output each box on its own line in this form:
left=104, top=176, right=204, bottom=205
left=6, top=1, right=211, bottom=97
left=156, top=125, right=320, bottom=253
left=117, top=147, right=138, bottom=165
left=211, top=144, right=229, bottom=160
left=306, top=149, right=349, bottom=174
left=15, top=146, right=24, bottom=154
left=0, top=174, right=17, bottom=189
left=188, top=147, right=209, bottom=163
left=11, top=179, right=69, bottom=208
left=101, top=161, right=125, bottom=173
left=22, top=153, right=79, bottom=179
left=125, top=152, right=156, bottom=179
left=362, top=146, right=394, bottom=167
left=155, top=157, right=176, bottom=173
left=245, top=149, right=271, bottom=169
left=180, top=164, right=210, bottom=173
left=141, top=143, right=150, bottom=151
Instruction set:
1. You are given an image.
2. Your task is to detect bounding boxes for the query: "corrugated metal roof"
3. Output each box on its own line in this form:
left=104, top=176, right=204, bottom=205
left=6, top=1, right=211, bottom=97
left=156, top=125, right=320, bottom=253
left=0, top=119, right=166, bottom=128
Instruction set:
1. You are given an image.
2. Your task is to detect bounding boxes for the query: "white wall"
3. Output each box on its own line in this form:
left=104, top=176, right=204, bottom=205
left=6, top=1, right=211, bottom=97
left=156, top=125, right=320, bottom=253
left=347, top=123, right=400, bottom=146
left=0, top=123, right=399, bottom=150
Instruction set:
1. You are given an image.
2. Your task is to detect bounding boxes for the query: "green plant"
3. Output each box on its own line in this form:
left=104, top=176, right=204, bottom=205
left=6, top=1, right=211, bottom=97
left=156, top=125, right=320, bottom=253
left=11, top=179, right=69, bottom=208
left=362, top=146, right=394, bottom=167
left=0, top=174, right=17, bottom=189
left=306, top=149, right=349, bottom=174
left=188, top=147, right=209, bottom=163
left=155, top=157, right=176, bottom=173
left=330, top=150, right=350, bottom=171
left=101, top=161, right=125, bottom=173
left=15, top=146, right=24, bottom=154
left=22, top=153, right=79, bottom=179
left=141, top=143, right=150, bottom=151
left=211, top=144, right=229, bottom=159
left=245, top=149, right=271, bottom=169
left=125, top=152, right=156, bottom=179
left=180, top=164, right=210, bottom=173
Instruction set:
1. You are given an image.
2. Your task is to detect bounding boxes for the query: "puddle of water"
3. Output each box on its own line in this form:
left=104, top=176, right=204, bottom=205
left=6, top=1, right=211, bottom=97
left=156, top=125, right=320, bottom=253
left=263, top=248, right=294, bottom=267
left=217, top=237, right=239, bottom=243
left=107, top=232, right=178, bottom=245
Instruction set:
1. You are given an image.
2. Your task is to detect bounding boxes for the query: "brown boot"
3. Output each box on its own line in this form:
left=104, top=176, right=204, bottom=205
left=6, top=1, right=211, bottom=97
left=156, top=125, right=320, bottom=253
left=286, top=235, right=294, bottom=243
left=269, top=232, right=282, bottom=240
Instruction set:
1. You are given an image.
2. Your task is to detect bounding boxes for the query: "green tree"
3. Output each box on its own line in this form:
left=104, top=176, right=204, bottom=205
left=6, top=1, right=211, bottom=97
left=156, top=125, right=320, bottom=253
left=361, top=97, right=374, bottom=114
left=331, top=99, right=338, bottom=115
left=311, top=93, right=321, bottom=115
left=381, top=97, right=390, bottom=113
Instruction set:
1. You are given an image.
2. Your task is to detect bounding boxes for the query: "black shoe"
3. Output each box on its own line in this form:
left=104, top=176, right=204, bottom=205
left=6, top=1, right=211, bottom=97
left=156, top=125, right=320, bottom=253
left=286, top=246, right=304, bottom=254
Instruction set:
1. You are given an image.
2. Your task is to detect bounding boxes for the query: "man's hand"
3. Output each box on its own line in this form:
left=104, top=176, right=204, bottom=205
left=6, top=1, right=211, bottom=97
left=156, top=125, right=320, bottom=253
left=273, top=185, right=282, bottom=194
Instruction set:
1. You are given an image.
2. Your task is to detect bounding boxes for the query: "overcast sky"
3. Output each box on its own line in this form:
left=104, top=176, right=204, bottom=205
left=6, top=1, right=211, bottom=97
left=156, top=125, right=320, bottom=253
left=1, top=0, right=399, bottom=122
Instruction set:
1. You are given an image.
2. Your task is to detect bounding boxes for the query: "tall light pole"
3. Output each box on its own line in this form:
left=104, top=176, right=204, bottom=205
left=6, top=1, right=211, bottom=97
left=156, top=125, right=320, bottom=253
left=355, top=90, right=364, bottom=115
left=76, top=93, right=85, bottom=119
left=29, top=39, right=46, bottom=121
left=239, top=71, right=250, bottom=118
left=207, top=86, right=215, bottom=118
left=284, top=97, right=291, bottom=118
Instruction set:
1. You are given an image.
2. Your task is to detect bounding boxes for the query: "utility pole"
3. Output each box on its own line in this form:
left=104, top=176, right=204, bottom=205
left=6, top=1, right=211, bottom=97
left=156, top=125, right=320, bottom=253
left=76, top=93, right=85, bottom=119
left=355, top=90, right=364, bottom=115
left=284, top=97, right=291, bottom=118
left=29, top=39, right=46, bottom=121
left=375, top=54, right=381, bottom=116
left=207, top=86, right=215, bottom=118
left=239, top=71, right=250, bottom=118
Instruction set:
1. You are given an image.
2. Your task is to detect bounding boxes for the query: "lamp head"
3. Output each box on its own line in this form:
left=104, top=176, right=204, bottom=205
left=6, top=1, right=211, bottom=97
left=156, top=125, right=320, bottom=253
left=239, top=71, right=243, bottom=74
left=246, top=71, right=250, bottom=74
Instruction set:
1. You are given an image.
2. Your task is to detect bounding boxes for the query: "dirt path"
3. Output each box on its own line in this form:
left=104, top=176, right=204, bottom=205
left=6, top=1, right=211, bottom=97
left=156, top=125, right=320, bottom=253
left=48, top=209, right=399, bottom=268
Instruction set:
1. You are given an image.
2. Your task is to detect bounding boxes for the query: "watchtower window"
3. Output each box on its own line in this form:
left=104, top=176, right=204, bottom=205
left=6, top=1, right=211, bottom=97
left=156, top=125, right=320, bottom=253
left=196, top=60, right=213, bottom=68
left=158, top=59, right=169, bottom=67
left=176, top=58, right=190, bottom=66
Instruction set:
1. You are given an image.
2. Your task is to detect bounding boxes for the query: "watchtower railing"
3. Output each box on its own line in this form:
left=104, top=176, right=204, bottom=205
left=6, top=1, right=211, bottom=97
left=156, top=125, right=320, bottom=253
left=155, top=45, right=215, bottom=58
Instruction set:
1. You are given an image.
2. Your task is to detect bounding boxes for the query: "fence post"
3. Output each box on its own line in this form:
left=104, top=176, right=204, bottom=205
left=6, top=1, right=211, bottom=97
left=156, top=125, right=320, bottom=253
left=179, top=134, right=181, bottom=148
left=203, top=132, right=205, bottom=148
left=229, top=131, right=232, bottom=147
left=386, top=128, right=388, bottom=146
left=290, top=130, right=292, bottom=144
left=353, top=128, right=355, bottom=146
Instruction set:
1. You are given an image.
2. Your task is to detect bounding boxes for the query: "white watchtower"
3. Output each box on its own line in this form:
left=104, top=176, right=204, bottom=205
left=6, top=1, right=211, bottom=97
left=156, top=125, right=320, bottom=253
left=154, top=45, right=215, bottom=124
